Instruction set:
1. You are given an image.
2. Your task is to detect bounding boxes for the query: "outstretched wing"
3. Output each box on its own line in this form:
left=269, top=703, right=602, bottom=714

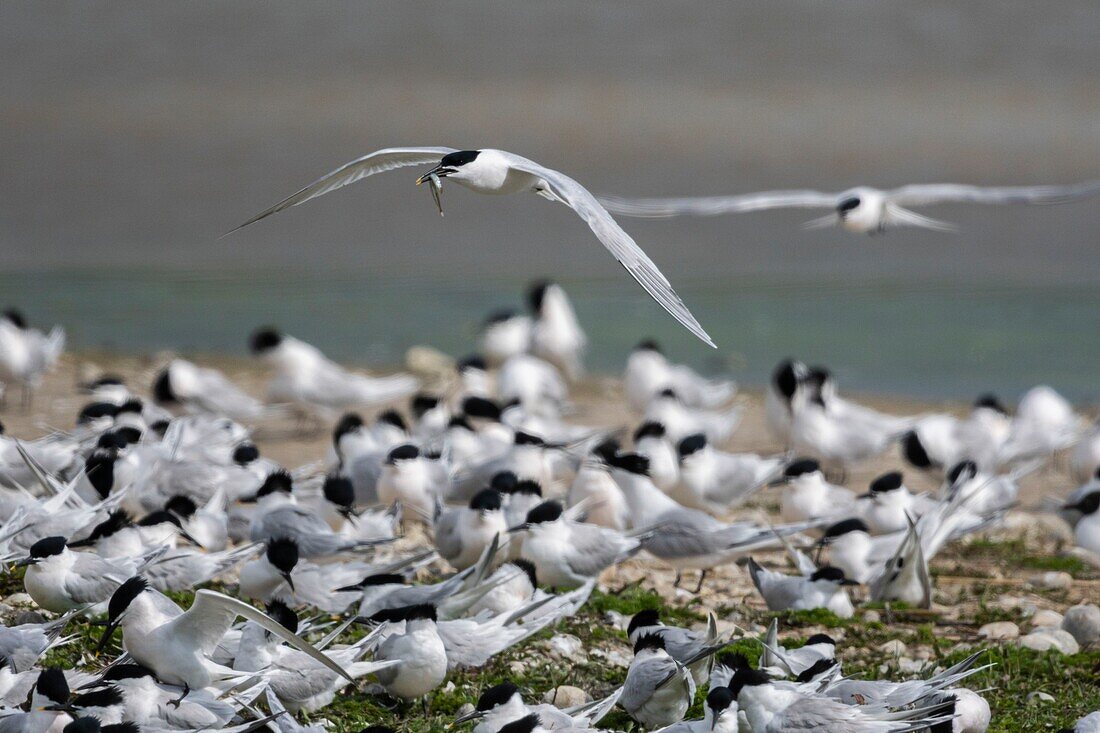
left=598, top=190, right=837, bottom=218
left=226, top=146, right=458, bottom=234
left=168, top=589, right=354, bottom=681
left=500, top=151, right=716, bottom=347
left=888, top=181, right=1100, bottom=206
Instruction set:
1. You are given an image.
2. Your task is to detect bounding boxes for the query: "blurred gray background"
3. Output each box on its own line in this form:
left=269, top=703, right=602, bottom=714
left=1, top=2, right=1098, bottom=397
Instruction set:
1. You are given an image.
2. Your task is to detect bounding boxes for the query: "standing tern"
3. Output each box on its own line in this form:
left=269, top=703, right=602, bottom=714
left=599, top=180, right=1100, bottom=234
left=227, top=147, right=714, bottom=347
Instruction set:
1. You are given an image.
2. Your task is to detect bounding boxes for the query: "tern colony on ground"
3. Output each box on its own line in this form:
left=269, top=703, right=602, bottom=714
left=1, top=283, right=1098, bottom=732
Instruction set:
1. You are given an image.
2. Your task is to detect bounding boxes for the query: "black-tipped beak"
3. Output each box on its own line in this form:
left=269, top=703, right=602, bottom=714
left=840, top=579, right=860, bottom=586
left=95, top=619, right=121, bottom=654
left=507, top=524, right=528, bottom=534
left=44, top=703, right=77, bottom=713
left=454, top=709, right=487, bottom=724
left=415, top=164, right=450, bottom=186
left=767, top=476, right=790, bottom=487
left=179, top=529, right=203, bottom=547
left=335, top=583, right=363, bottom=593
left=281, top=572, right=296, bottom=592
left=14, top=557, right=38, bottom=567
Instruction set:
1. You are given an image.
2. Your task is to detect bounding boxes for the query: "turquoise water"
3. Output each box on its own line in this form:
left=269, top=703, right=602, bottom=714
left=2, top=270, right=1096, bottom=403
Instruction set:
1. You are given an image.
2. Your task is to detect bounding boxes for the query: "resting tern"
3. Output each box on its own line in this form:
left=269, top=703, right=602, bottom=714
left=82, top=664, right=235, bottom=730
left=856, top=472, right=936, bottom=535
left=758, top=622, right=837, bottom=678
left=624, top=340, right=736, bottom=413
left=627, top=609, right=719, bottom=686
left=433, top=489, right=508, bottom=571
left=765, top=359, right=807, bottom=449
left=362, top=604, right=448, bottom=702
left=227, top=147, right=714, bottom=346
left=632, top=422, right=680, bottom=493
left=479, top=311, right=533, bottom=368
left=674, top=434, right=783, bottom=512
left=151, top=359, right=268, bottom=421
left=249, top=328, right=418, bottom=419
left=747, top=559, right=857, bottom=618
left=1066, top=491, right=1100, bottom=554
left=643, top=389, right=742, bottom=445
left=96, top=577, right=353, bottom=694
left=621, top=633, right=716, bottom=728
left=511, top=500, right=643, bottom=589
left=1, top=667, right=73, bottom=733
left=455, top=679, right=622, bottom=732
left=17, top=536, right=132, bottom=613
left=608, top=452, right=816, bottom=591
left=776, top=458, right=857, bottom=524
left=599, top=179, right=1100, bottom=234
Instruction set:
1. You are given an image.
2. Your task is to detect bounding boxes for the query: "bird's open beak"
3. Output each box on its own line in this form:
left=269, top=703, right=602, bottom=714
left=95, top=618, right=122, bottom=654
left=454, top=709, right=486, bottom=724
left=415, top=164, right=451, bottom=186
left=14, top=557, right=38, bottom=567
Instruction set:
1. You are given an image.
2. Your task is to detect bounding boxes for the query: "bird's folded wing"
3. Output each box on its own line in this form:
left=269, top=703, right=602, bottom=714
left=598, top=190, right=837, bottom=218
left=502, top=152, right=715, bottom=348
left=227, top=146, right=458, bottom=234
left=889, top=181, right=1100, bottom=206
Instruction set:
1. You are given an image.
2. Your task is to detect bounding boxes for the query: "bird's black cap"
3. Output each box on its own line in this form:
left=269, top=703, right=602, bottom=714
left=483, top=309, right=519, bottom=327
left=524, top=501, right=563, bottom=525
left=440, top=150, right=480, bottom=168
left=96, top=431, right=128, bottom=451
left=71, top=685, right=124, bottom=708
left=784, top=458, right=821, bottom=478
left=634, top=339, right=661, bottom=354
left=821, top=517, right=870, bottom=540
left=462, top=396, right=501, bottom=421
left=447, top=415, right=474, bottom=431
left=772, top=359, right=802, bottom=400
left=376, top=410, right=408, bottom=431
left=333, top=413, right=364, bottom=445
left=115, top=426, right=142, bottom=445
left=266, top=537, right=300, bottom=573
left=250, top=327, right=283, bottom=354
left=809, top=566, right=854, bottom=584
left=386, top=444, right=420, bottom=463
left=29, top=536, right=67, bottom=559
left=257, top=470, right=294, bottom=497
left=265, top=600, right=299, bottom=633
left=656, top=387, right=679, bottom=400
left=677, top=433, right=707, bottom=458
left=805, top=633, right=837, bottom=646
left=152, top=369, right=176, bottom=404
left=727, top=667, right=772, bottom=698
left=1068, top=491, right=1100, bottom=515
left=149, top=419, right=170, bottom=437
left=107, top=576, right=149, bottom=624
left=974, top=393, right=1007, bottom=414
left=717, top=652, right=750, bottom=670
left=165, top=495, right=197, bottom=518
left=901, top=431, right=934, bottom=469
left=633, top=421, right=665, bottom=441
left=117, top=399, right=143, bottom=415
left=84, top=453, right=115, bottom=499
left=233, top=442, right=260, bottom=465
left=706, top=685, right=736, bottom=713
left=78, top=402, right=120, bottom=424
left=527, top=279, right=552, bottom=313
left=868, top=471, right=904, bottom=494
left=136, top=510, right=184, bottom=529
left=510, top=479, right=542, bottom=497
left=369, top=603, right=437, bottom=623
left=627, top=608, right=661, bottom=636
left=837, top=196, right=861, bottom=214
left=632, top=632, right=666, bottom=654
left=3, top=309, right=28, bottom=329
left=74, top=511, right=132, bottom=544
left=490, top=471, right=519, bottom=492
left=322, top=475, right=355, bottom=508
left=607, top=451, right=650, bottom=476
left=509, top=559, right=538, bottom=588
left=411, top=393, right=441, bottom=418
left=469, top=488, right=503, bottom=512
left=476, top=680, right=520, bottom=711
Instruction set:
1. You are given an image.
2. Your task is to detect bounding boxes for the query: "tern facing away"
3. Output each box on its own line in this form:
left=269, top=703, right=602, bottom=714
left=599, top=180, right=1100, bottom=234
left=227, top=147, right=714, bottom=346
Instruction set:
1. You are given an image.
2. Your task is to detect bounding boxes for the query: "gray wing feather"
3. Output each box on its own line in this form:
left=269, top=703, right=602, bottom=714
left=620, top=657, right=680, bottom=713
left=432, top=509, right=463, bottom=562
left=501, top=151, right=715, bottom=347
left=598, top=190, right=837, bottom=218
left=227, top=146, right=458, bottom=234
left=889, top=181, right=1100, bottom=206
left=564, top=522, right=638, bottom=577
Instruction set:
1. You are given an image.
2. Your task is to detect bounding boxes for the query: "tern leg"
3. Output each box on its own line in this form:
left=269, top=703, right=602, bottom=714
left=693, top=569, right=708, bottom=594
left=168, top=683, right=191, bottom=708
left=673, top=571, right=682, bottom=588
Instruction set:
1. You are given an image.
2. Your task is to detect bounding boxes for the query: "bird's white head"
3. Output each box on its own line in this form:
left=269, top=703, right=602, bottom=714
left=835, top=187, right=885, bottom=233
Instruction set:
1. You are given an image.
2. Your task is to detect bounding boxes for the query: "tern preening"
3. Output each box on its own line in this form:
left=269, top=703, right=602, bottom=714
left=599, top=180, right=1100, bottom=234
left=226, top=147, right=714, bottom=347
